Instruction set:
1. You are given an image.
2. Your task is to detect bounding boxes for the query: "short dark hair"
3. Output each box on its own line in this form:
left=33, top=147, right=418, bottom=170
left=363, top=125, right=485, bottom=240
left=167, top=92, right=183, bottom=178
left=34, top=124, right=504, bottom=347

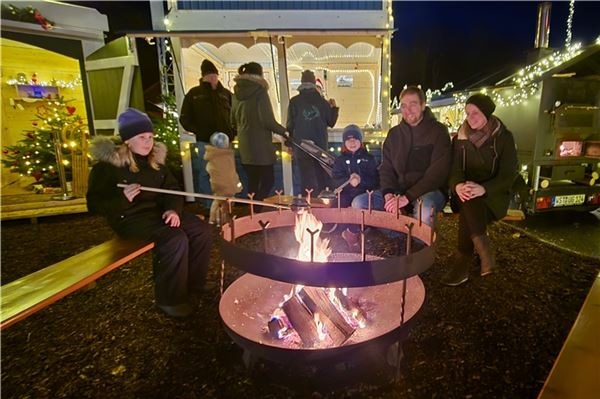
left=400, top=86, right=426, bottom=104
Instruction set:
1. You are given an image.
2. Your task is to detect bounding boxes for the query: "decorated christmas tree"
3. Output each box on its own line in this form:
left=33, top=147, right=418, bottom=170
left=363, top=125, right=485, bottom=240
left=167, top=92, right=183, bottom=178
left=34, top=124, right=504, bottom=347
left=1, top=97, right=88, bottom=187
left=150, top=94, right=183, bottom=180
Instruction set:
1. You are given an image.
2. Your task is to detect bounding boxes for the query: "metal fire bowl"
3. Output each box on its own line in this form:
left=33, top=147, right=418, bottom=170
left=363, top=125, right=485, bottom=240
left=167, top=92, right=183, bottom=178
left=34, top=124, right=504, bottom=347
left=220, top=208, right=436, bottom=287
left=219, top=270, right=426, bottom=365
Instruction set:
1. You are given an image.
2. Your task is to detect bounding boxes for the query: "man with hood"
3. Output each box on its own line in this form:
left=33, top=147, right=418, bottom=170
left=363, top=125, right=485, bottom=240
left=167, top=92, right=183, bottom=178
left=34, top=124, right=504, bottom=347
left=231, top=61, right=287, bottom=203
left=287, top=69, right=339, bottom=193
left=179, top=59, right=233, bottom=207
left=351, top=86, right=451, bottom=226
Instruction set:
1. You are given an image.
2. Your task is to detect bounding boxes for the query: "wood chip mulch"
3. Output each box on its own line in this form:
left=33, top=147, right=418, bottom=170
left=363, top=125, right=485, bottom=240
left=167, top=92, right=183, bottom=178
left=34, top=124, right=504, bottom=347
left=1, top=209, right=598, bottom=398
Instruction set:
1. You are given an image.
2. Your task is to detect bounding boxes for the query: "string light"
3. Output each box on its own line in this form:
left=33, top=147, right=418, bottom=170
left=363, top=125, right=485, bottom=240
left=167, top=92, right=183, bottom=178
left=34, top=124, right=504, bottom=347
left=565, top=0, right=575, bottom=47
left=6, top=76, right=82, bottom=89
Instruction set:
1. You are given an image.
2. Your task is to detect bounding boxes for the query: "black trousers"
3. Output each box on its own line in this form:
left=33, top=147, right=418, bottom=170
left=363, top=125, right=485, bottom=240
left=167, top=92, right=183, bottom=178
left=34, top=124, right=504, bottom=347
left=117, top=211, right=212, bottom=306
left=457, top=197, right=495, bottom=254
left=297, top=156, right=331, bottom=194
left=242, top=164, right=274, bottom=202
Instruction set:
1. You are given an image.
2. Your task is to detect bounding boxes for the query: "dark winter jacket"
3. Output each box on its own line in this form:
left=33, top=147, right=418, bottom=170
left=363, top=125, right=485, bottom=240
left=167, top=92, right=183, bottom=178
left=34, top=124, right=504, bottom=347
left=180, top=80, right=234, bottom=142
left=331, top=147, right=379, bottom=206
left=231, top=74, right=287, bottom=165
left=449, top=118, right=518, bottom=220
left=379, top=107, right=451, bottom=202
left=86, top=136, right=183, bottom=233
left=286, top=85, right=339, bottom=157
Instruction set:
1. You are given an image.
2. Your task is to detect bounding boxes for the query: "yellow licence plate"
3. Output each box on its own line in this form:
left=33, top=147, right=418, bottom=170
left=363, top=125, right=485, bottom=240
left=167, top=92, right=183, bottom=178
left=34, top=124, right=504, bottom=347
left=552, top=194, right=586, bottom=207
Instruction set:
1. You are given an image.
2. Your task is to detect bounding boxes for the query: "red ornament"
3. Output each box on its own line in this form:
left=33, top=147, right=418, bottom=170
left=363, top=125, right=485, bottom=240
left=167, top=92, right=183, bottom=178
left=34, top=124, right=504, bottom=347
left=32, top=122, right=38, bottom=126
left=66, top=106, right=76, bottom=115
left=2, top=149, right=8, bottom=155
left=31, top=171, right=43, bottom=181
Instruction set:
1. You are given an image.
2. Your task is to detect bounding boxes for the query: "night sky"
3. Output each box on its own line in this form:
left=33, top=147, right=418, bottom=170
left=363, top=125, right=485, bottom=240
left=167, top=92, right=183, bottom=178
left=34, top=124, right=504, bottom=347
left=391, top=1, right=600, bottom=96
left=67, top=1, right=599, bottom=98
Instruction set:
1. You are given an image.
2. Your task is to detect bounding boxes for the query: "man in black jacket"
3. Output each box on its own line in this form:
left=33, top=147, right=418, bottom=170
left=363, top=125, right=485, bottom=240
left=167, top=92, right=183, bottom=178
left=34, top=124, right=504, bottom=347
left=179, top=59, right=234, bottom=207
left=352, top=86, right=451, bottom=227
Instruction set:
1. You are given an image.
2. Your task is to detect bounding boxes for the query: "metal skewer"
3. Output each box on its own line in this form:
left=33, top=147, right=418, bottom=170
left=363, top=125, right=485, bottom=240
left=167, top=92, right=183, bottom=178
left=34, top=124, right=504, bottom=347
left=116, top=184, right=291, bottom=210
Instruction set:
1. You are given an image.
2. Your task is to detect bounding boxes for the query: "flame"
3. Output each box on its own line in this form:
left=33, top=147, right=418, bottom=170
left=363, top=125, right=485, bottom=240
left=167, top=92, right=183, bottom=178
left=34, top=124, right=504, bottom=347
left=294, top=209, right=331, bottom=262
left=314, top=313, right=327, bottom=341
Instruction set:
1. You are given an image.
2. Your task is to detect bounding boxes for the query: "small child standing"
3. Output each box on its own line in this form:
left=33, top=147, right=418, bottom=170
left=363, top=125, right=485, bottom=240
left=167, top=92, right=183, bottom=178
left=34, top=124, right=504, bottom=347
left=204, top=132, right=242, bottom=224
left=331, top=125, right=379, bottom=248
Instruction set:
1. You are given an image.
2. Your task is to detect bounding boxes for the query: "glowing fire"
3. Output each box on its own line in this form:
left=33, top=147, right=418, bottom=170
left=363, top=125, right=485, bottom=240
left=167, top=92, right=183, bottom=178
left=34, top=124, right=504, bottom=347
left=267, top=209, right=366, bottom=347
left=294, top=209, right=331, bottom=262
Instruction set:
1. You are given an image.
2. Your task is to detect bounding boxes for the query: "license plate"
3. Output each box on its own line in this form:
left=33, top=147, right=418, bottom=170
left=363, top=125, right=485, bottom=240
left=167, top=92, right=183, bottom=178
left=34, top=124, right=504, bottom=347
left=552, top=194, right=585, bottom=207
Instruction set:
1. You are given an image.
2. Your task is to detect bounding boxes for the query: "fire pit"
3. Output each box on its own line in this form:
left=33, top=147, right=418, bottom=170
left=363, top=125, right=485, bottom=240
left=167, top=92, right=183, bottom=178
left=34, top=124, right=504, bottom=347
left=218, top=194, right=436, bottom=368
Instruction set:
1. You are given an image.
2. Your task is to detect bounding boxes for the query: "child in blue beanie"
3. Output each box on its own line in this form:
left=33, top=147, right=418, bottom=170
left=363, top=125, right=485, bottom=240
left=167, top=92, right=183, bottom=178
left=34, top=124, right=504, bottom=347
left=331, top=124, right=379, bottom=249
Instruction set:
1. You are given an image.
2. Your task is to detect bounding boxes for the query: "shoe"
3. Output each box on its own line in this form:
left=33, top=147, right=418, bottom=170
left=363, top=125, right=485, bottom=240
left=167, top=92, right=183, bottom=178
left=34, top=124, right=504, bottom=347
left=472, top=234, right=496, bottom=276
left=441, top=252, right=471, bottom=286
left=341, top=228, right=360, bottom=251
left=158, top=303, right=193, bottom=318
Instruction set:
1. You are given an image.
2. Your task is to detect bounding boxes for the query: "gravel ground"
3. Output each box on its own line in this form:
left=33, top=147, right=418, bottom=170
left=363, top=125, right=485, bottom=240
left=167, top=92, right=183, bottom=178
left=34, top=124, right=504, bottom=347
left=1, top=207, right=598, bottom=398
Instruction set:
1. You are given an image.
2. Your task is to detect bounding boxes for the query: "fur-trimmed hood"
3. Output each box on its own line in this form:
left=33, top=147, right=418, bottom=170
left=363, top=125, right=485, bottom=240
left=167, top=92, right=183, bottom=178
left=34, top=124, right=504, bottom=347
left=233, top=74, right=269, bottom=101
left=89, top=135, right=167, bottom=167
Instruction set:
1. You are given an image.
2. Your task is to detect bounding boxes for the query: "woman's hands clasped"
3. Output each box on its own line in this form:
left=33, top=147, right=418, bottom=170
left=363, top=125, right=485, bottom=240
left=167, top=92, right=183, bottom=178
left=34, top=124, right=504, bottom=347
left=455, top=181, right=486, bottom=202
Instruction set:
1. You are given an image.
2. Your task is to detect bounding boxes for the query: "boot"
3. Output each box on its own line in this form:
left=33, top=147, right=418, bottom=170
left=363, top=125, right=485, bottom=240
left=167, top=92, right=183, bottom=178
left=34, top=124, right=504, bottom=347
left=472, top=234, right=496, bottom=276
left=441, top=252, right=471, bottom=286
left=341, top=228, right=360, bottom=251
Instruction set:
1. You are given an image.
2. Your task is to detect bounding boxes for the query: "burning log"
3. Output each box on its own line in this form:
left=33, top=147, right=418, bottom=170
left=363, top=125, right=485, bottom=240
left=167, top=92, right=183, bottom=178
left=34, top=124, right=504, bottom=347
left=281, top=294, right=321, bottom=347
left=298, top=287, right=356, bottom=344
left=332, top=288, right=367, bottom=328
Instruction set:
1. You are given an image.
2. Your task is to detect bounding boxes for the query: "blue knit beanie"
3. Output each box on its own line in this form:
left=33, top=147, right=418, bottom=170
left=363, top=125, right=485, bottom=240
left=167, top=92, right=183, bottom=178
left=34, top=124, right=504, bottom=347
left=342, top=124, right=363, bottom=142
left=118, top=108, right=154, bottom=141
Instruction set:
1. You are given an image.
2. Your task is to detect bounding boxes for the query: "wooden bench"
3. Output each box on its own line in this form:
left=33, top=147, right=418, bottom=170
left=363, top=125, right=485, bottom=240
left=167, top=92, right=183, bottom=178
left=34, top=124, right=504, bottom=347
left=537, top=272, right=600, bottom=399
left=0, top=238, right=154, bottom=330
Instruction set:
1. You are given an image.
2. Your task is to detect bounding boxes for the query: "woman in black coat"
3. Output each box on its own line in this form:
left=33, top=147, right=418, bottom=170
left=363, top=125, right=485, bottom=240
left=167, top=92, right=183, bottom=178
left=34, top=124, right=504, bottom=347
left=87, top=108, right=212, bottom=317
left=442, top=94, right=518, bottom=286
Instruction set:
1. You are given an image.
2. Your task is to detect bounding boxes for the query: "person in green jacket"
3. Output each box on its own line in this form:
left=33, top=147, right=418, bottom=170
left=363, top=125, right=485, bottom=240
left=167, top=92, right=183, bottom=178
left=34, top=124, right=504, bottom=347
left=231, top=62, right=287, bottom=202
left=442, top=94, right=518, bottom=286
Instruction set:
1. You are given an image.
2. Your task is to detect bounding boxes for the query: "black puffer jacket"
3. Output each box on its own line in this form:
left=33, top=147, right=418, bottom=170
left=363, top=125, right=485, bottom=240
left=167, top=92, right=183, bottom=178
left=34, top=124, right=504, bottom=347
left=379, top=107, right=451, bottom=202
left=332, top=147, right=379, bottom=206
left=449, top=118, right=518, bottom=220
left=179, top=81, right=234, bottom=142
left=86, top=137, right=183, bottom=233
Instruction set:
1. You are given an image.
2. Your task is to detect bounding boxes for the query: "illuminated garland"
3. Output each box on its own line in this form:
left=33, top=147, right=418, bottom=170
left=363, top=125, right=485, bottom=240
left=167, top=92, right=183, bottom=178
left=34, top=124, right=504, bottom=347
left=451, top=42, right=585, bottom=109
left=565, top=0, right=575, bottom=47
left=7, top=76, right=83, bottom=89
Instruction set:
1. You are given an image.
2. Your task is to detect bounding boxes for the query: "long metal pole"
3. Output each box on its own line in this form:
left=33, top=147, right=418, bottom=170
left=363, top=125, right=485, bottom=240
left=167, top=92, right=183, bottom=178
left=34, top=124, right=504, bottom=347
left=116, top=184, right=290, bottom=210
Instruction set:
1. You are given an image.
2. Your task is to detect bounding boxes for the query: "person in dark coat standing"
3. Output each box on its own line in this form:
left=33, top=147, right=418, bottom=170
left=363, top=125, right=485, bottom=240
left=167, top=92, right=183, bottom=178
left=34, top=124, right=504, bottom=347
left=231, top=62, right=287, bottom=202
left=331, top=125, right=379, bottom=249
left=352, top=86, right=451, bottom=226
left=287, top=70, right=339, bottom=193
left=179, top=59, right=234, bottom=208
left=87, top=108, right=213, bottom=318
left=442, top=94, right=518, bottom=286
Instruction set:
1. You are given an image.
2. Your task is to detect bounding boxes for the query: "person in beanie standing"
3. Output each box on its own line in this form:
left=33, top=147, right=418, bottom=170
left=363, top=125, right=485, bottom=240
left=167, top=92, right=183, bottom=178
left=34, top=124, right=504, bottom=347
left=331, top=125, right=379, bottom=249
left=87, top=108, right=213, bottom=318
left=352, top=86, right=451, bottom=226
left=287, top=69, right=339, bottom=193
left=442, top=94, right=517, bottom=286
left=231, top=62, right=288, bottom=202
left=180, top=59, right=234, bottom=208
